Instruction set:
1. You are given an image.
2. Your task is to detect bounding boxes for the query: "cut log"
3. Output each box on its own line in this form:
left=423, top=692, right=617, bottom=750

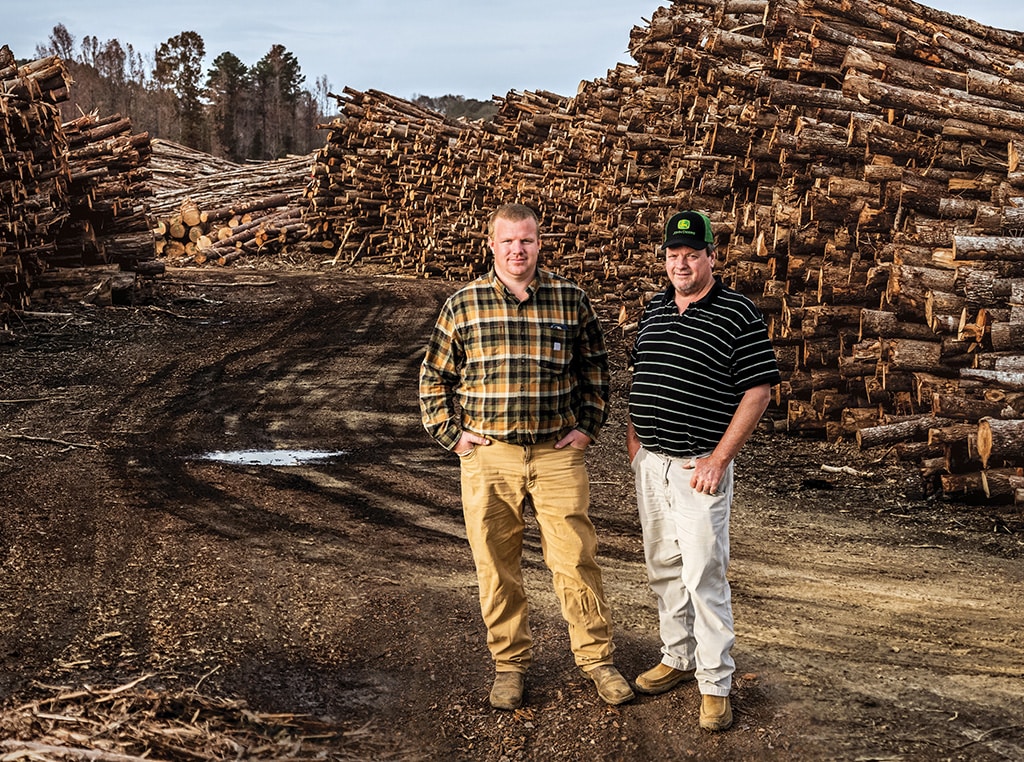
left=843, top=71, right=1024, bottom=132
left=932, top=393, right=1010, bottom=421
left=953, top=235, right=1024, bottom=261
left=925, top=290, right=966, bottom=334
left=960, top=367, right=1024, bottom=390
left=898, top=440, right=943, bottom=462
left=990, top=322, right=1024, bottom=351
left=860, top=309, right=937, bottom=340
left=787, top=399, right=826, bottom=435
left=856, top=415, right=954, bottom=449
left=886, top=338, right=942, bottom=373
left=981, top=468, right=1024, bottom=500
left=1010, top=475, right=1024, bottom=505
left=927, top=423, right=978, bottom=446
left=940, top=471, right=986, bottom=497
left=977, top=417, right=1024, bottom=468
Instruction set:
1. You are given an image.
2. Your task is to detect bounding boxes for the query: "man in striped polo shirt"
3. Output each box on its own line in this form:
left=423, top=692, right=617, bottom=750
left=626, top=210, right=780, bottom=731
left=419, top=203, right=634, bottom=711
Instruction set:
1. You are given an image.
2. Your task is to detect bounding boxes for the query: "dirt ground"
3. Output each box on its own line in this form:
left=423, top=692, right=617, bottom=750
left=1, top=265, right=1022, bottom=761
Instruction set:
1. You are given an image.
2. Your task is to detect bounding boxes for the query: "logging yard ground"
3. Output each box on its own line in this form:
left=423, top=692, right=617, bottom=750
left=1, top=265, right=1023, bottom=762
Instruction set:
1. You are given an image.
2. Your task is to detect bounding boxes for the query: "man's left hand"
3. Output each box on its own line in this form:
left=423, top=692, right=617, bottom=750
left=555, top=430, right=592, bottom=451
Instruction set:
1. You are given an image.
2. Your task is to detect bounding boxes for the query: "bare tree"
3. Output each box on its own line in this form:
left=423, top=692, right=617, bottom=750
left=24, top=24, right=330, bottom=161
left=35, top=23, right=75, bottom=61
left=314, top=74, right=334, bottom=118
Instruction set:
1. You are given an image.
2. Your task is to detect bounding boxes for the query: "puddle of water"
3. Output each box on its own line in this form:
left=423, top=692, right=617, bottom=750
left=195, top=449, right=346, bottom=466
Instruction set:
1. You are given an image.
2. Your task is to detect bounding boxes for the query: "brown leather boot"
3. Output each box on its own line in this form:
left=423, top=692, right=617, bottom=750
left=489, top=671, right=524, bottom=710
left=582, top=665, right=635, bottom=705
left=699, top=694, right=733, bottom=731
left=634, top=663, right=696, bottom=694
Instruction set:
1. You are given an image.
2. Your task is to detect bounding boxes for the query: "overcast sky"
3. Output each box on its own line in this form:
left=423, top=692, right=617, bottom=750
left=4, top=1, right=1024, bottom=102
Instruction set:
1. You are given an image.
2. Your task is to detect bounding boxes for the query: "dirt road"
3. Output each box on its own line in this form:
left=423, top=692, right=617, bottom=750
left=1, top=267, right=1021, bottom=760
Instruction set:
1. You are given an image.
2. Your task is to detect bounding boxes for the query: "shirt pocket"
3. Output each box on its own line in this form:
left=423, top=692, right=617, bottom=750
left=537, top=322, right=572, bottom=374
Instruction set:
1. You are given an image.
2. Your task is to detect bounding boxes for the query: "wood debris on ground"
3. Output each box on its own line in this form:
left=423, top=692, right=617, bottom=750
left=0, top=675, right=424, bottom=761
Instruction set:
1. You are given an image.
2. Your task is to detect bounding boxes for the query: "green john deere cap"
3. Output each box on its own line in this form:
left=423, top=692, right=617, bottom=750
left=662, top=210, right=714, bottom=250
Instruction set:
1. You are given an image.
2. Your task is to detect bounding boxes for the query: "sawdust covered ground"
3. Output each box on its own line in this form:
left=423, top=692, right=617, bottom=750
left=1, top=266, right=1022, bottom=761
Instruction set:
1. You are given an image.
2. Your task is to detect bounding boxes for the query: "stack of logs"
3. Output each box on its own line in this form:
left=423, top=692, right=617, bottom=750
left=1, top=45, right=159, bottom=313
left=59, top=111, right=157, bottom=271
left=303, top=0, right=1024, bottom=503
left=1, top=45, right=72, bottom=309
left=2, top=43, right=317, bottom=301
left=148, top=139, right=313, bottom=266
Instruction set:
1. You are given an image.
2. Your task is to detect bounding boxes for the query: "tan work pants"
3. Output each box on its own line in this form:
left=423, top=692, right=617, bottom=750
left=459, top=438, right=616, bottom=673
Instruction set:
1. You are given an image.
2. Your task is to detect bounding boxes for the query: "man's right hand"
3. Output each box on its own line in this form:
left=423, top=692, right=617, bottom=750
left=625, top=420, right=642, bottom=463
left=455, top=431, right=490, bottom=456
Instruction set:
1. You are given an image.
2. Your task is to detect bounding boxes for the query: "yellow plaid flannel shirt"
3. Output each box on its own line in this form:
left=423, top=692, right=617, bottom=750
left=419, top=269, right=609, bottom=450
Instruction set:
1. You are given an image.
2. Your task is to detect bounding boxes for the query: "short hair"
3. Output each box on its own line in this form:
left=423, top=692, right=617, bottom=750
left=488, top=203, right=540, bottom=238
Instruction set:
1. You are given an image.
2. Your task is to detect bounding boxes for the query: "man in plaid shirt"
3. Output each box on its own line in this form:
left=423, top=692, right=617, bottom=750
left=419, top=203, right=633, bottom=710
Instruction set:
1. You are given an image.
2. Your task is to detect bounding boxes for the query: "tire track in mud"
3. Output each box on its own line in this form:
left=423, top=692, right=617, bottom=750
left=111, top=273, right=466, bottom=553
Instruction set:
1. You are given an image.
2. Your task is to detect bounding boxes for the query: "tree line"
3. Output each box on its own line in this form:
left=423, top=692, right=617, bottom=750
left=27, top=24, right=497, bottom=163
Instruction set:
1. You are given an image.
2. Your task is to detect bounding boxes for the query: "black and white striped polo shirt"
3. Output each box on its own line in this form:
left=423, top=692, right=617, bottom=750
left=628, top=278, right=780, bottom=458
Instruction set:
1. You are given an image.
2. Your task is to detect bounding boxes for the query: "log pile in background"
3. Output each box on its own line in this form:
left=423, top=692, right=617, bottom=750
left=148, top=139, right=313, bottom=266
left=303, top=85, right=657, bottom=285
left=303, top=0, right=1024, bottom=503
left=0, top=45, right=72, bottom=310
left=1, top=45, right=160, bottom=314
left=59, top=111, right=157, bottom=271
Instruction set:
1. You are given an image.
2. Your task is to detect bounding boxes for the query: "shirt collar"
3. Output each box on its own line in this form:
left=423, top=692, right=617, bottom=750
left=663, top=275, right=724, bottom=310
left=488, top=268, right=546, bottom=302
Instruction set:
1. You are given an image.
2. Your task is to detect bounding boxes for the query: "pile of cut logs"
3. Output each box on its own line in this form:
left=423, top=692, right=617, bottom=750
left=1, top=45, right=72, bottom=309
left=1, top=45, right=159, bottom=312
left=59, top=111, right=157, bottom=271
left=303, top=0, right=1024, bottom=503
left=2, top=42, right=316, bottom=305
left=148, top=139, right=313, bottom=265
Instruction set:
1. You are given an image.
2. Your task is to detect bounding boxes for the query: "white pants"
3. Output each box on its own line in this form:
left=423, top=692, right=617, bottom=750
left=633, top=447, right=735, bottom=696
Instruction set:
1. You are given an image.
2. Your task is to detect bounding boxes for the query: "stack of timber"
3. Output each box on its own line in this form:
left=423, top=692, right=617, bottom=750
left=58, top=111, right=157, bottom=271
left=1, top=46, right=159, bottom=313
left=304, top=85, right=662, bottom=284
left=148, top=139, right=313, bottom=265
left=0, top=45, right=72, bottom=310
left=302, top=0, right=1024, bottom=502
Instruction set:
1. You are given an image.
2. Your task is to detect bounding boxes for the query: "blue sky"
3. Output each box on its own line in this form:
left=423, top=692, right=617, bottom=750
left=3, top=1, right=1023, bottom=102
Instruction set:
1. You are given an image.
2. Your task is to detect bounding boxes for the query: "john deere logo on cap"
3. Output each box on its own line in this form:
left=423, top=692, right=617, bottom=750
left=677, top=220, right=691, bottom=232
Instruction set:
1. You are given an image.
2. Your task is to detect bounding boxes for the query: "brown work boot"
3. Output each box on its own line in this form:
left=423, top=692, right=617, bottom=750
left=582, top=665, right=635, bottom=705
left=489, top=671, right=525, bottom=710
left=634, top=663, right=696, bottom=695
left=699, top=694, right=733, bottom=731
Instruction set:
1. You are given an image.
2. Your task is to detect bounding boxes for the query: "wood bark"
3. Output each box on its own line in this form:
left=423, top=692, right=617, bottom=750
left=990, top=322, right=1024, bottom=351
left=856, top=415, right=954, bottom=449
left=981, top=468, right=1024, bottom=499
left=953, top=235, right=1024, bottom=261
